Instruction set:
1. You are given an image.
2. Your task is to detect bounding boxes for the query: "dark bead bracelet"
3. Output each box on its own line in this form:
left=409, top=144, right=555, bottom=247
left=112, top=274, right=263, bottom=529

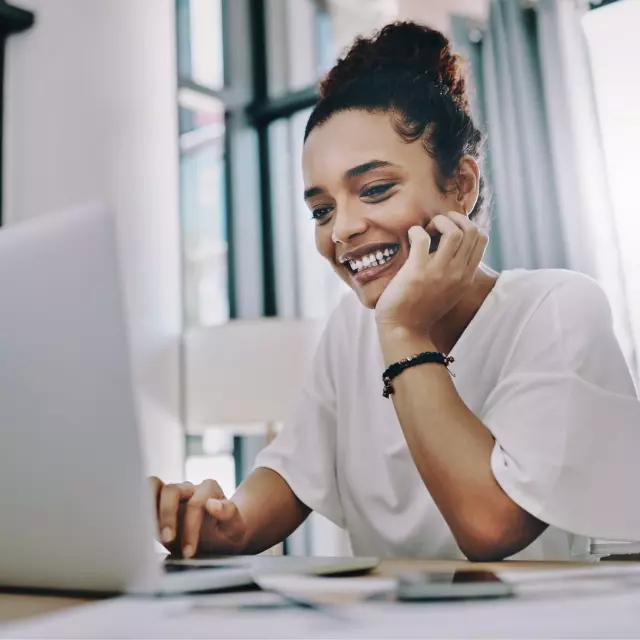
left=382, top=351, right=455, bottom=398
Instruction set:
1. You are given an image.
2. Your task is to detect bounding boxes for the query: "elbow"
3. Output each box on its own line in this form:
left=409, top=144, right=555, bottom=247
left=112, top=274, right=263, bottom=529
left=460, top=539, right=513, bottom=563
left=459, top=532, right=513, bottom=562
left=456, top=512, right=548, bottom=563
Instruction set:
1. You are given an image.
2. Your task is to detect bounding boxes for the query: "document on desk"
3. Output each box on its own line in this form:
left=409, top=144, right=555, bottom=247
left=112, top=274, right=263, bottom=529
left=4, top=590, right=640, bottom=639
left=498, top=563, right=640, bottom=598
left=4, top=565, right=640, bottom=639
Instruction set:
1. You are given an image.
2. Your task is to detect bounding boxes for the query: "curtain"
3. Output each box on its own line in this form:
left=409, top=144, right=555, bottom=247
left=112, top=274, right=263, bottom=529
left=452, top=0, right=636, bottom=376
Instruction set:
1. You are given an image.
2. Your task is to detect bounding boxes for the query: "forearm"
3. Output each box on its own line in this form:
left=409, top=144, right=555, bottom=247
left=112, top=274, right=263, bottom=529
left=379, top=327, right=547, bottom=560
left=231, top=467, right=311, bottom=553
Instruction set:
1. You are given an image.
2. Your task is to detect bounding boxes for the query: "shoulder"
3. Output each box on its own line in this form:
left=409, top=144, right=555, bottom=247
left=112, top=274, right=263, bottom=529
left=502, top=269, right=612, bottom=329
left=498, top=270, right=629, bottom=385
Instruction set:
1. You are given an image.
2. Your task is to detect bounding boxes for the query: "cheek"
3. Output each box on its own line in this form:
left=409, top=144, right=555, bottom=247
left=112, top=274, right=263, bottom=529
left=374, top=188, right=432, bottom=232
left=315, top=225, right=334, bottom=262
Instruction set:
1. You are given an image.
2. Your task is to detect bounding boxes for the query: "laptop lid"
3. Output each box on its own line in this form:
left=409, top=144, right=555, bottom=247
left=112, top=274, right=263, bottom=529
left=0, top=204, right=158, bottom=593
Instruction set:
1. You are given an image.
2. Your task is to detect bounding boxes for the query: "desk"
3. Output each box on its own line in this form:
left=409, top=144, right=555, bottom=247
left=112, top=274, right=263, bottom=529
left=0, top=558, right=615, bottom=627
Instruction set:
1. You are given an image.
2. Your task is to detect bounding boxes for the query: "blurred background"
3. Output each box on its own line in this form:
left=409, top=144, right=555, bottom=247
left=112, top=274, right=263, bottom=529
left=3, top=0, right=639, bottom=555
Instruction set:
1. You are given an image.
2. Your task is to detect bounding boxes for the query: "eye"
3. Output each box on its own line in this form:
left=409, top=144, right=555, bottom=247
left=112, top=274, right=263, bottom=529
left=360, top=182, right=396, bottom=201
left=310, top=205, right=334, bottom=223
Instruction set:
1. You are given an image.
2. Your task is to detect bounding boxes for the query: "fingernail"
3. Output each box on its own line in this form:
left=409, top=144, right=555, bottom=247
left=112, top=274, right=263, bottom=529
left=207, top=498, right=219, bottom=510
left=183, top=545, right=194, bottom=559
left=161, top=527, right=173, bottom=543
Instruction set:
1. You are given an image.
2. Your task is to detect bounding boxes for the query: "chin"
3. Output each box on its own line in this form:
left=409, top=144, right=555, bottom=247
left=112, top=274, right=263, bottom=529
left=355, top=280, right=386, bottom=310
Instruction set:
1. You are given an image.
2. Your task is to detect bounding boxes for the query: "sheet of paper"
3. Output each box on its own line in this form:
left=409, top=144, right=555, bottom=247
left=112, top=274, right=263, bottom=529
left=5, top=564, right=640, bottom=639
left=5, top=586, right=640, bottom=639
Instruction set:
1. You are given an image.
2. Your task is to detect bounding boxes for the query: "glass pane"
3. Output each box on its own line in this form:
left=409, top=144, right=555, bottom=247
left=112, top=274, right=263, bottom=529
left=583, top=1, right=640, bottom=362
left=290, top=110, right=349, bottom=318
left=269, top=109, right=349, bottom=319
left=179, top=91, right=230, bottom=327
left=178, top=0, right=225, bottom=91
left=266, top=0, right=334, bottom=97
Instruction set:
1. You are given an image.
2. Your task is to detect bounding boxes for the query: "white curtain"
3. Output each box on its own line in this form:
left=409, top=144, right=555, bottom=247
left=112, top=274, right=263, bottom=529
left=454, top=0, right=636, bottom=375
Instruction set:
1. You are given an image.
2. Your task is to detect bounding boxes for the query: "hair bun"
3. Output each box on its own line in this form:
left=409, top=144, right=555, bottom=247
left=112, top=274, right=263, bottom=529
left=320, top=21, right=470, bottom=112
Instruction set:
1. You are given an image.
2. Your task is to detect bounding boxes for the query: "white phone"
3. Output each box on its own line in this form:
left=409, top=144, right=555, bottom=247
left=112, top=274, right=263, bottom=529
left=396, top=570, right=514, bottom=601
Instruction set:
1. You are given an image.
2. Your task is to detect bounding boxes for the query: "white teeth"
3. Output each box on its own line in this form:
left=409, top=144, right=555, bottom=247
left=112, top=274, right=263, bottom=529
left=347, top=247, right=398, bottom=273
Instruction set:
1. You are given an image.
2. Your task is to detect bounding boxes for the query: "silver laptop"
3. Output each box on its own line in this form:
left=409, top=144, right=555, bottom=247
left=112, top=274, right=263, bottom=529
left=0, top=204, right=256, bottom=596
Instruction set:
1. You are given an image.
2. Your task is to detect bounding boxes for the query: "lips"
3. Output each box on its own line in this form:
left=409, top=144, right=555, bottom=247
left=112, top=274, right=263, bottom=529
left=339, top=243, right=399, bottom=269
left=349, top=247, right=400, bottom=286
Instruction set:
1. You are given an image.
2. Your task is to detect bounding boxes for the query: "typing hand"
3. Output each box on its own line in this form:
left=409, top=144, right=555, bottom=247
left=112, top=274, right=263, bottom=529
left=149, top=477, right=248, bottom=558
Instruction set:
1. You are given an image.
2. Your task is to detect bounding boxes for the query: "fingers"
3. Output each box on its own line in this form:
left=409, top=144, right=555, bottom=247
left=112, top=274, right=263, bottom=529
left=157, top=481, right=195, bottom=546
left=181, top=479, right=226, bottom=559
left=445, top=212, right=480, bottom=264
left=206, top=499, right=246, bottom=545
left=426, top=215, right=464, bottom=266
left=468, top=228, right=489, bottom=270
left=205, top=498, right=238, bottom=521
left=407, top=226, right=432, bottom=268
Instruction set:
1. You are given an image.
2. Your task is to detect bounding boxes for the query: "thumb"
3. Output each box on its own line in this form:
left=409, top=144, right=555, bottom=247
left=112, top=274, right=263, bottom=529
left=206, top=498, right=238, bottom=521
left=407, top=226, right=432, bottom=265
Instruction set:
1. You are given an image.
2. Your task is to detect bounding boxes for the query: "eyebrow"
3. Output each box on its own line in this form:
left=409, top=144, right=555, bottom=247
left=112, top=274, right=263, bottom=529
left=345, top=160, right=397, bottom=179
left=303, top=160, right=399, bottom=201
left=303, top=186, right=325, bottom=200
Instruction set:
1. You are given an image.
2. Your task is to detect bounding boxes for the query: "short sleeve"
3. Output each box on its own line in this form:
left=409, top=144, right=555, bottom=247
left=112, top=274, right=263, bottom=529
left=253, top=305, right=346, bottom=528
left=484, top=273, right=640, bottom=541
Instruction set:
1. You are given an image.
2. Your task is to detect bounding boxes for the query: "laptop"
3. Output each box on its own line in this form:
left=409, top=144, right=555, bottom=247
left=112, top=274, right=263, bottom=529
left=0, top=206, right=247, bottom=595
left=0, top=204, right=377, bottom=596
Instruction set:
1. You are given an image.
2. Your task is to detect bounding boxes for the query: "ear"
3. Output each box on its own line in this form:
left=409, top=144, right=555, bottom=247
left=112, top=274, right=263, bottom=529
left=455, top=156, right=480, bottom=217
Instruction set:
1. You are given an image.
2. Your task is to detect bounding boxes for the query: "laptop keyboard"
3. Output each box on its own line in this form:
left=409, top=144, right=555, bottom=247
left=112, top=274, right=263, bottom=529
left=164, top=561, right=242, bottom=574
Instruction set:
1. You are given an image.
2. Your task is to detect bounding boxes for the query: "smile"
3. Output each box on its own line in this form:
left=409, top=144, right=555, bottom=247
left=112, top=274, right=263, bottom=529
left=346, top=245, right=399, bottom=274
left=339, top=244, right=400, bottom=285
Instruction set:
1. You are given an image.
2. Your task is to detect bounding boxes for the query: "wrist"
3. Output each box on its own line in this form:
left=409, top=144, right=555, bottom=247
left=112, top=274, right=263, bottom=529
left=377, top=325, right=438, bottom=367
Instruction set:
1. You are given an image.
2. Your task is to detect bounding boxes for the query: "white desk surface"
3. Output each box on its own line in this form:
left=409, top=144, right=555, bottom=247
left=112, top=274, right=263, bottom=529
left=2, top=559, right=640, bottom=639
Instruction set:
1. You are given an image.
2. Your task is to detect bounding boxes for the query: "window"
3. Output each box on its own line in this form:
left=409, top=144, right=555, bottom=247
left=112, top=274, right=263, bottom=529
left=179, top=0, right=226, bottom=91
left=179, top=91, right=229, bottom=326
left=176, top=0, right=340, bottom=531
left=177, top=0, right=235, bottom=493
left=177, top=0, right=231, bottom=328
left=259, top=0, right=348, bottom=320
left=584, top=0, right=640, bottom=363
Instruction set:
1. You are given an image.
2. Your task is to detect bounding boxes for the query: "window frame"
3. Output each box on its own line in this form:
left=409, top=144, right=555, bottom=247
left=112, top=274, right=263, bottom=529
left=176, top=0, right=329, bottom=503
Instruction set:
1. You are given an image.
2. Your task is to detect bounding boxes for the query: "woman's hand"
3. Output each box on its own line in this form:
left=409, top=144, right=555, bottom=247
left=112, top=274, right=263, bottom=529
left=149, top=477, right=248, bottom=558
left=375, top=212, right=488, bottom=336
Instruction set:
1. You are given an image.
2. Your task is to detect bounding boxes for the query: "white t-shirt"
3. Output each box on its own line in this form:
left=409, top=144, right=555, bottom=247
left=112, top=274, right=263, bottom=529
left=254, top=269, right=640, bottom=560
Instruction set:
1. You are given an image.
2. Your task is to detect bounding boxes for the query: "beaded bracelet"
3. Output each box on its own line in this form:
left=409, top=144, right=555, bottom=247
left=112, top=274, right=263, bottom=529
left=382, top=351, right=455, bottom=398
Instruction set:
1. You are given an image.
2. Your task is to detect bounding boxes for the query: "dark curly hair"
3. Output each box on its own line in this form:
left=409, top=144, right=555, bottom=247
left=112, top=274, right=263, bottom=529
left=304, top=21, right=487, bottom=225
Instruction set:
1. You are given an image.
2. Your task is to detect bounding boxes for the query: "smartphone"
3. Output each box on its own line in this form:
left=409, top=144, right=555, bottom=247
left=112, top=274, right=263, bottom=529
left=428, top=231, right=442, bottom=254
left=396, top=570, right=514, bottom=601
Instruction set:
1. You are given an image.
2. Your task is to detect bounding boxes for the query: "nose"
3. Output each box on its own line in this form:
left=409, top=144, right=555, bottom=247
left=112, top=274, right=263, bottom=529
left=331, top=202, right=368, bottom=244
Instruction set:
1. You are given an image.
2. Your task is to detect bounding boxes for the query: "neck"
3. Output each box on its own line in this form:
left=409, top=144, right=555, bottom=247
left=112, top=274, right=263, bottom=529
left=429, top=264, right=500, bottom=355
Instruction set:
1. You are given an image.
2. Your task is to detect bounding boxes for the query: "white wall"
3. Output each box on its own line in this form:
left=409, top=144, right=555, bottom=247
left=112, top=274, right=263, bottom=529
left=5, top=0, right=184, bottom=481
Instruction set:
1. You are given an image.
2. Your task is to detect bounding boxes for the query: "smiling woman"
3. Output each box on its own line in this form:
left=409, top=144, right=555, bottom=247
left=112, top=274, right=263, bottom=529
left=152, top=21, right=640, bottom=563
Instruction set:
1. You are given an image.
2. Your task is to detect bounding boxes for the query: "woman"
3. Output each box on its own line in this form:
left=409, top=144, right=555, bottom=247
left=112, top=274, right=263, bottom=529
left=152, top=22, right=640, bottom=561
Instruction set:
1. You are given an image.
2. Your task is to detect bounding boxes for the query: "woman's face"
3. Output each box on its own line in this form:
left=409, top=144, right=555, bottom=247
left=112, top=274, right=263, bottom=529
left=302, top=110, right=462, bottom=309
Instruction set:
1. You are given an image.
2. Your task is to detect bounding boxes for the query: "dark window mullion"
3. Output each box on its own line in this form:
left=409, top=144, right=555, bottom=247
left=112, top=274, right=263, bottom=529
left=249, top=0, right=277, bottom=317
